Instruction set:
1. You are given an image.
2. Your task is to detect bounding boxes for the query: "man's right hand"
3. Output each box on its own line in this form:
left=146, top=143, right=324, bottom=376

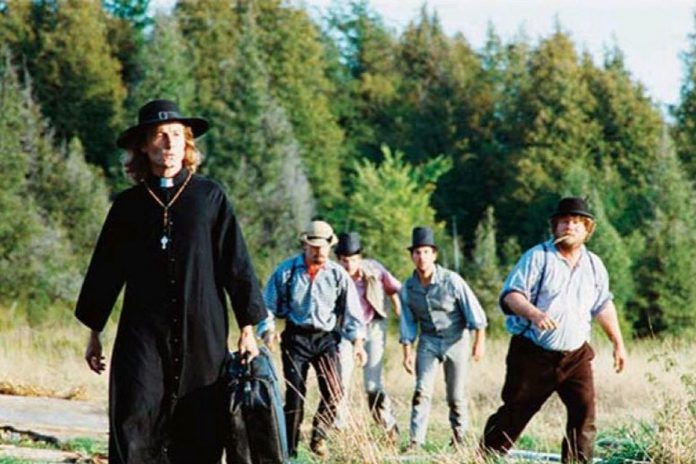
left=402, top=344, right=415, bottom=375
left=85, top=330, right=105, bottom=374
left=531, top=311, right=558, bottom=331
left=262, top=329, right=280, bottom=352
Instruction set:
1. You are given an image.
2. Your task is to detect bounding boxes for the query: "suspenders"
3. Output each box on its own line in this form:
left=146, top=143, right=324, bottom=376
left=519, top=242, right=548, bottom=336
left=519, top=242, right=598, bottom=336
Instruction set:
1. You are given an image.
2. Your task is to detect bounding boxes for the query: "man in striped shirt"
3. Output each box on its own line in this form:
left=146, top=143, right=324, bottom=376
left=258, top=220, right=367, bottom=458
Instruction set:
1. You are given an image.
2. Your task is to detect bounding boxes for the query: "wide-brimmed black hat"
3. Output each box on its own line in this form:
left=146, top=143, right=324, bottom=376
left=335, top=232, right=362, bottom=257
left=550, top=197, right=594, bottom=220
left=116, top=99, right=209, bottom=149
left=408, top=226, right=437, bottom=251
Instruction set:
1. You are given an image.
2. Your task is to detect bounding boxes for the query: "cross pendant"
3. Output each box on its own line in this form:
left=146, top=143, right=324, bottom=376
left=160, top=235, right=170, bottom=250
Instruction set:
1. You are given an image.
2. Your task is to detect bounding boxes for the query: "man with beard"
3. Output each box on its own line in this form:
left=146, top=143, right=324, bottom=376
left=75, top=99, right=267, bottom=463
left=480, top=197, right=627, bottom=463
left=258, top=220, right=367, bottom=459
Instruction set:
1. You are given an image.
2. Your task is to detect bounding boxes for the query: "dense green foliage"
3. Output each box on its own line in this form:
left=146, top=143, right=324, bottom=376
left=1, top=0, right=696, bottom=337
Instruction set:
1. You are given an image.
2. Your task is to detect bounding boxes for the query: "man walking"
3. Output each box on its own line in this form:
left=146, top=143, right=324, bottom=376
left=334, top=232, right=401, bottom=441
left=400, top=226, right=487, bottom=449
left=258, top=220, right=367, bottom=458
left=480, top=197, right=627, bottom=463
left=75, top=100, right=267, bottom=463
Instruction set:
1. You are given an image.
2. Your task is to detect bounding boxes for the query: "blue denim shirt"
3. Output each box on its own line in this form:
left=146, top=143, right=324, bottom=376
left=257, top=254, right=366, bottom=341
left=399, top=265, right=487, bottom=344
left=501, top=240, right=613, bottom=351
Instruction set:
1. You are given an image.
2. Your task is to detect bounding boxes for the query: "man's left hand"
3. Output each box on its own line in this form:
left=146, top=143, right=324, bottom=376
left=238, top=325, right=260, bottom=363
left=472, top=339, right=485, bottom=362
left=353, top=338, right=367, bottom=368
left=613, top=343, right=627, bottom=373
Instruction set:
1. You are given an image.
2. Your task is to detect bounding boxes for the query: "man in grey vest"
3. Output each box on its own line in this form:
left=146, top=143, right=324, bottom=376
left=400, top=226, right=487, bottom=449
left=480, top=197, right=627, bottom=463
left=334, top=232, right=401, bottom=442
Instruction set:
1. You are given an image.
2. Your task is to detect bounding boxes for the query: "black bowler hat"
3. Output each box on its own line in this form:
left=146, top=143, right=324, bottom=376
left=117, top=99, right=209, bottom=149
left=550, top=197, right=594, bottom=220
left=335, top=232, right=362, bottom=257
left=408, top=226, right=437, bottom=251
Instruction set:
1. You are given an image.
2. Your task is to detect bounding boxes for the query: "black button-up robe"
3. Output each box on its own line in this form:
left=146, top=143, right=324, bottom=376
left=75, top=169, right=267, bottom=463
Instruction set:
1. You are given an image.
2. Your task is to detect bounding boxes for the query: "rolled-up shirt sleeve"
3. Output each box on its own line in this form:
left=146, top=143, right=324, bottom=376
left=399, top=286, right=418, bottom=344
left=257, top=270, right=281, bottom=336
left=341, top=276, right=367, bottom=341
left=499, top=245, right=546, bottom=314
left=590, top=255, right=613, bottom=317
left=455, top=277, right=488, bottom=330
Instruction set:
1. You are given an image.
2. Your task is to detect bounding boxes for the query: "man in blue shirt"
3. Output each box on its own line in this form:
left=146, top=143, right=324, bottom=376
left=258, top=220, right=367, bottom=458
left=400, top=226, right=488, bottom=449
left=480, top=197, right=627, bottom=463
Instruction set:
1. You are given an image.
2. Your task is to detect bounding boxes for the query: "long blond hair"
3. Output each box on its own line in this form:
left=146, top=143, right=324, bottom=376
left=123, top=125, right=202, bottom=183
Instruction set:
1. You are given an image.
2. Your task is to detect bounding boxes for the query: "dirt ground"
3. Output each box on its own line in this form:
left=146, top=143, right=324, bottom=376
left=0, top=393, right=107, bottom=440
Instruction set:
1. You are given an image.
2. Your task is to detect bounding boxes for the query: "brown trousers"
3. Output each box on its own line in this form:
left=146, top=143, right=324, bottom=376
left=481, top=335, right=596, bottom=463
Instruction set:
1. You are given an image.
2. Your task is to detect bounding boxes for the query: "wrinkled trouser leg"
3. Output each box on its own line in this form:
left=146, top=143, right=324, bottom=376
left=443, top=333, right=470, bottom=442
left=363, top=318, right=398, bottom=431
left=335, top=337, right=354, bottom=429
left=281, top=335, right=311, bottom=458
left=480, top=336, right=558, bottom=455
left=310, top=335, right=342, bottom=443
left=558, top=343, right=596, bottom=464
left=410, top=337, right=439, bottom=445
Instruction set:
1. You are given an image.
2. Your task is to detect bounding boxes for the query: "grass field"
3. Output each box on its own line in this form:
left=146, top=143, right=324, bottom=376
left=0, top=318, right=694, bottom=463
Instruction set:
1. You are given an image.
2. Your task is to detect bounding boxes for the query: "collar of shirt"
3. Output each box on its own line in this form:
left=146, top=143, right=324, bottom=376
left=300, top=254, right=327, bottom=282
left=146, top=167, right=189, bottom=190
left=407, top=264, right=444, bottom=292
left=549, top=239, right=588, bottom=268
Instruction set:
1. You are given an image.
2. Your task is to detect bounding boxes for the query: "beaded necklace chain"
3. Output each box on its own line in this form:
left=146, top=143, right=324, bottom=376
left=144, top=171, right=193, bottom=250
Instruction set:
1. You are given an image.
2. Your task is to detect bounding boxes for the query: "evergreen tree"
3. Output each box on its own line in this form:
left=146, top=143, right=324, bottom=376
left=673, top=11, right=696, bottom=182
left=324, top=0, right=400, bottom=164
left=254, top=0, right=346, bottom=213
left=345, top=145, right=450, bottom=279
left=131, top=13, right=195, bottom=112
left=0, top=52, right=40, bottom=304
left=629, top=135, right=696, bottom=336
left=505, top=29, right=601, bottom=247
left=32, top=137, right=111, bottom=259
left=583, top=46, right=663, bottom=234
left=103, top=0, right=152, bottom=95
left=464, top=206, right=505, bottom=335
left=198, top=2, right=314, bottom=279
left=0, top=51, right=86, bottom=315
left=19, top=0, right=126, bottom=171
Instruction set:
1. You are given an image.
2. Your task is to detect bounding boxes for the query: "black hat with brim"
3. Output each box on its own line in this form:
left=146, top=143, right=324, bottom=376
left=116, top=99, right=209, bottom=149
left=408, top=226, right=438, bottom=251
left=550, top=197, right=594, bottom=220
left=335, top=232, right=362, bottom=256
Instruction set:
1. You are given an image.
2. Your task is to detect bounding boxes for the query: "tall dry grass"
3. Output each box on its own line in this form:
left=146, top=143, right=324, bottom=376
left=1, top=317, right=694, bottom=462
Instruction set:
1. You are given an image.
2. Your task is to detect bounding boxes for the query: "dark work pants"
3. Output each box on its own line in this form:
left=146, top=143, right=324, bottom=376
left=280, top=326, right=342, bottom=457
left=481, top=335, right=597, bottom=463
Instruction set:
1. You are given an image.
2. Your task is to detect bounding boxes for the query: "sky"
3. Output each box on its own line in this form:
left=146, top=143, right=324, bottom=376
left=151, top=0, right=696, bottom=111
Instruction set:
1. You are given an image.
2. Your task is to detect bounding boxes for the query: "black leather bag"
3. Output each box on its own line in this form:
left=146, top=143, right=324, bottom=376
left=224, top=347, right=288, bottom=464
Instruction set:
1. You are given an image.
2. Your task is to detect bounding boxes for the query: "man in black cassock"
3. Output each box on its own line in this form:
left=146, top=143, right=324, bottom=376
left=75, top=99, right=267, bottom=464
